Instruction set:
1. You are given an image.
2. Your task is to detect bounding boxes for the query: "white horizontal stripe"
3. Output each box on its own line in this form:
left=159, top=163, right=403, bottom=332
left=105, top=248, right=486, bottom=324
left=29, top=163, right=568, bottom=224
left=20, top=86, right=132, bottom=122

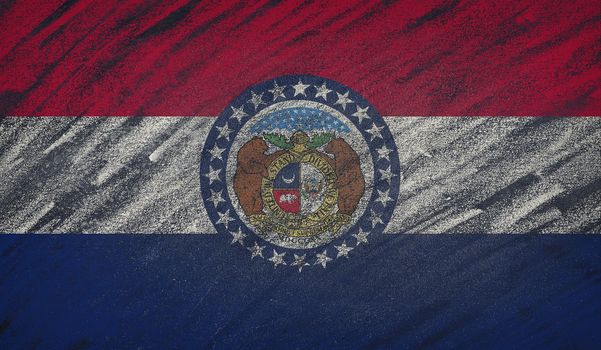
left=0, top=116, right=599, bottom=234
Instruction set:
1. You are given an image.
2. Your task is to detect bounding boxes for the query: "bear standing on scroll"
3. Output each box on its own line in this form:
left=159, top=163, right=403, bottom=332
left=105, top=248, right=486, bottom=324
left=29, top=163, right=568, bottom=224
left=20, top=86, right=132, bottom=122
left=233, top=137, right=283, bottom=216
left=324, top=138, right=365, bottom=215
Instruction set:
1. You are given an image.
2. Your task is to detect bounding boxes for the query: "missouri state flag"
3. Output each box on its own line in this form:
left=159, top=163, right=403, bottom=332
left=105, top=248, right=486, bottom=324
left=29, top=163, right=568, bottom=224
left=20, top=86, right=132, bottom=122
left=0, top=1, right=600, bottom=349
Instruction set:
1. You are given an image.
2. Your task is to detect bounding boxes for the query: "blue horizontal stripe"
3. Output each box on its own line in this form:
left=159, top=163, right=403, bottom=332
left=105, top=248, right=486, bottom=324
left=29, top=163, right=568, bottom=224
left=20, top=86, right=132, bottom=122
left=0, top=234, right=599, bottom=349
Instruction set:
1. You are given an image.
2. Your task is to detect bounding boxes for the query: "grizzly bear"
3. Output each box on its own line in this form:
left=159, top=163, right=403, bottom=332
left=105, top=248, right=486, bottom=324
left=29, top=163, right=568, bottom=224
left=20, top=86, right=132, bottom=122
left=233, top=137, right=283, bottom=216
left=324, top=138, right=365, bottom=215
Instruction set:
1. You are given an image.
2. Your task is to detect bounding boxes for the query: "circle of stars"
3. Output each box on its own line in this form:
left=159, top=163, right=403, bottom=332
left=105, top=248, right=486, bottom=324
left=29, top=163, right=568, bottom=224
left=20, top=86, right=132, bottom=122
left=200, top=76, right=401, bottom=272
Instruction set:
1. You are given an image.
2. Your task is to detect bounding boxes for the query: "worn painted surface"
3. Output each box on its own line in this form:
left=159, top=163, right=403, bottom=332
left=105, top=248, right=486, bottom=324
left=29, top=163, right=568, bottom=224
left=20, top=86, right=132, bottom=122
left=0, top=1, right=600, bottom=349
left=0, top=117, right=599, bottom=234
left=1, top=1, right=599, bottom=116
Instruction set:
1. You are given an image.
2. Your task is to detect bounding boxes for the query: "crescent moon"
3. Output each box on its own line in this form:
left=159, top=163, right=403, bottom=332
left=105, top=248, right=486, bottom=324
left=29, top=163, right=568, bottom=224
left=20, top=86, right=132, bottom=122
left=282, top=174, right=296, bottom=184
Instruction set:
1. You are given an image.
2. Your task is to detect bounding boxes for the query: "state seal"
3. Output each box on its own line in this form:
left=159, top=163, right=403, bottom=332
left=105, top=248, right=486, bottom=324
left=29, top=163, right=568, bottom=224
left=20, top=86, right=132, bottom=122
left=200, top=75, right=400, bottom=271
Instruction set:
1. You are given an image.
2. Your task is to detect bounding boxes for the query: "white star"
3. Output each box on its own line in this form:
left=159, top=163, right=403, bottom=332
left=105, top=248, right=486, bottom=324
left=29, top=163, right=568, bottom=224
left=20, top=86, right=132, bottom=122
left=292, top=254, right=310, bottom=272
left=366, top=123, right=383, bottom=140
left=269, top=82, right=286, bottom=100
left=335, top=91, right=353, bottom=110
left=230, top=228, right=246, bottom=245
left=352, top=105, right=370, bottom=124
left=375, top=188, right=393, bottom=206
left=314, top=83, right=331, bottom=100
left=379, top=166, right=395, bottom=184
left=209, top=145, right=225, bottom=160
left=249, top=91, right=264, bottom=110
left=216, top=124, right=233, bottom=140
left=285, top=117, right=294, bottom=130
left=248, top=242, right=265, bottom=259
left=376, top=145, right=392, bottom=161
left=352, top=229, right=370, bottom=246
left=268, top=250, right=286, bottom=267
left=204, top=165, right=221, bottom=185
left=369, top=210, right=384, bottom=227
left=216, top=209, right=235, bottom=228
left=209, top=189, right=226, bottom=208
left=292, top=80, right=310, bottom=96
left=230, top=105, right=247, bottom=123
left=314, top=250, right=332, bottom=268
left=335, top=242, right=353, bottom=258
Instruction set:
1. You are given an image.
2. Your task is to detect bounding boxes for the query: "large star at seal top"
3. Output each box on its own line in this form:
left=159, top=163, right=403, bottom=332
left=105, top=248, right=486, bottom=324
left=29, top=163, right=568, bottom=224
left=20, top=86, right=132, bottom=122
left=314, top=83, right=331, bottom=100
left=292, top=80, right=310, bottom=96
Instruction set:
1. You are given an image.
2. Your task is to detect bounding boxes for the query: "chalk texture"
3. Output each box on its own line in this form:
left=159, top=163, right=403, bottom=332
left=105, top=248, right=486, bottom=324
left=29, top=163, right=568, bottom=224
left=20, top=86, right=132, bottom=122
left=0, top=117, right=598, bottom=234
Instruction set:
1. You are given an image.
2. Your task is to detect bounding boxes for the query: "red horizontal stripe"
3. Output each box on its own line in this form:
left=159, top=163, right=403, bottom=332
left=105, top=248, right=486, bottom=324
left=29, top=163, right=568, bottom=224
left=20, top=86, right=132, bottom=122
left=0, top=0, right=599, bottom=116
